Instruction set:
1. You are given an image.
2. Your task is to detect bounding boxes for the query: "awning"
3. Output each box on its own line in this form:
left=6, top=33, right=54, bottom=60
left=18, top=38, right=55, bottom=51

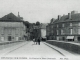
left=66, top=36, right=74, bottom=39
left=42, top=36, right=46, bottom=38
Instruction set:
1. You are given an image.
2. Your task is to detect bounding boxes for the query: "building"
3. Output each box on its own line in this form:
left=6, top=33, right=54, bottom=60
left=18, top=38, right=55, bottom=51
left=0, top=12, right=26, bottom=42
left=46, top=18, right=55, bottom=40
left=47, top=11, right=80, bottom=42
left=40, top=23, right=48, bottom=40
left=33, top=25, right=41, bottom=39
left=46, top=23, right=50, bottom=40
left=28, top=23, right=35, bottom=40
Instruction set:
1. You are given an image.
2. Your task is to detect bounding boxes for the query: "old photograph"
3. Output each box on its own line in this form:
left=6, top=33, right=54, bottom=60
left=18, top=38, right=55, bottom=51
left=0, top=0, right=80, bottom=60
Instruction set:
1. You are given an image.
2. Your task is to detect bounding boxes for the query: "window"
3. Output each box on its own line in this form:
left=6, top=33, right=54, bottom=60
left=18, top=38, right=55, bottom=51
left=1, top=30, right=4, bottom=34
left=51, top=25, right=53, bottom=29
left=70, top=23, right=72, bottom=26
left=1, top=37, right=4, bottom=41
left=57, top=24, right=58, bottom=28
left=51, top=30, right=53, bottom=33
left=57, top=30, right=58, bottom=35
left=78, top=29, right=80, bottom=34
left=78, top=23, right=80, bottom=26
left=62, top=24, right=64, bottom=27
left=72, top=22, right=78, bottom=27
left=9, top=29, right=12, bottom=34
left=70, top=29, right=73, bottom=34
left=61, top=29, right=64, bottom=35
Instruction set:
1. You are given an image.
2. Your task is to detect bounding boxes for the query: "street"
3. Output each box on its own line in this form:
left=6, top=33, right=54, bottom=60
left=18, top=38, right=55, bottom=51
left=0, top=41, right=80, bottom=60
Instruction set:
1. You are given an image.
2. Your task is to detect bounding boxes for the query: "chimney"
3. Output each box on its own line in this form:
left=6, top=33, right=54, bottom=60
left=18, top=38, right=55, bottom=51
left=18, top=12, right=20, bottom=18
left=68, top=13, right=71, bottom=19
left=58, top=15, right=61, bottom=20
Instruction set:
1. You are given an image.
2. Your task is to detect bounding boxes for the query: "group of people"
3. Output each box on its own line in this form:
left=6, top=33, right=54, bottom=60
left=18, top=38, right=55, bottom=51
left=33, top=38, right=41, bottom=45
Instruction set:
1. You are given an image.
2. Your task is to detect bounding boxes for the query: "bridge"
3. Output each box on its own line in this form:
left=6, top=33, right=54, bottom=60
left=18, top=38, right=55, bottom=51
left=0, top=41, right=80, bottom=60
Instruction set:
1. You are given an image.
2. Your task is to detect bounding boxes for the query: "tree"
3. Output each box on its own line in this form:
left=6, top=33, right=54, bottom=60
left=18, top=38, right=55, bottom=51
left=24, top=21, right=30, bottom=28
left=36, top=21, right=40, bottom=26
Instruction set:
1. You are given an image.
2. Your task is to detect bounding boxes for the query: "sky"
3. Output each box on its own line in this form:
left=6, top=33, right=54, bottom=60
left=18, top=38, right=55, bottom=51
left=0, top=0, right=80, bottom=23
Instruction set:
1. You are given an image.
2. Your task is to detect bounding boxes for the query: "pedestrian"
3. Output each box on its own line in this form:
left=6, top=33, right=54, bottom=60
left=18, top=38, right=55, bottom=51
left=38, top=38, right=40, bottom=45
left=33, top=38, right=35, bottom=44
left=35, top=38, right=37, bottom=45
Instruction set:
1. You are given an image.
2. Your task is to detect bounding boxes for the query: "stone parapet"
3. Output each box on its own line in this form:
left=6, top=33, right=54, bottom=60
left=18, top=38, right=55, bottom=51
left=46, top=40, right=80, bottom=54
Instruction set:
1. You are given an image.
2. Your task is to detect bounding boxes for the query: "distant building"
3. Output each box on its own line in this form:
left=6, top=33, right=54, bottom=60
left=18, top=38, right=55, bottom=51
left=29, top=22, right=42, bottom=40
left=33, top=25, right=41, bottom=39
left=0, top=12, right=26, bottom=42
left=28, top=23, right=40, bottom=40
left=40, top=23, right=48, bottom=40
left=28, top=23, right=35, bottom=40
left=46, top=23, right=50, bottom=40
left=46, top=18, right=55, bottom=40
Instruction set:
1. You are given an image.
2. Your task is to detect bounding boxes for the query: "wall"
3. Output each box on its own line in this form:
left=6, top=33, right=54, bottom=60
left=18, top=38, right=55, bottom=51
left=46, top=40, right=80, bottom=54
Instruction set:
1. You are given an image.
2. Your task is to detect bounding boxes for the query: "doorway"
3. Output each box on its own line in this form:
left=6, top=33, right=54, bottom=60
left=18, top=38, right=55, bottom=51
left=8, top=36, right=12, bottom=41
left=78, top=37, right=80, bottom=41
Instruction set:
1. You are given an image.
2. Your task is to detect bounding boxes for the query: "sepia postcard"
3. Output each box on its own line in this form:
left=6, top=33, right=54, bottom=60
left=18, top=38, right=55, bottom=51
left=0, top=0, right=80, bottom=60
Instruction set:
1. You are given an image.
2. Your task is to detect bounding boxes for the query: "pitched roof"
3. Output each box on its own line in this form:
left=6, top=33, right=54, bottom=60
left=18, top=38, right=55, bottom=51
left=53, top=13, right=80, bottom=24
left=0, top=13, right=23, bottom=22
left=50, top=18, right=56, bottom=24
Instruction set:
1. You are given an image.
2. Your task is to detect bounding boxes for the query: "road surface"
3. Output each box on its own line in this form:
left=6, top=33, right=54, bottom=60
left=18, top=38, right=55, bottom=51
left=0, top=41, right=80, bottom=60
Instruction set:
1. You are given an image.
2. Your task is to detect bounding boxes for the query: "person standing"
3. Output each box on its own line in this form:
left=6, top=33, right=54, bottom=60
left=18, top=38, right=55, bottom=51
left=33, top=38, right=35, bottom=44
left=35, top=38, right=37, bottom=45
left=38, top=38, right=40, bottom=45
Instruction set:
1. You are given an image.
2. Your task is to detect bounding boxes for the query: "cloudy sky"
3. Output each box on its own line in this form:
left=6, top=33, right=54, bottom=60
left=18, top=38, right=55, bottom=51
left=0, top=0, right=80, bottom=23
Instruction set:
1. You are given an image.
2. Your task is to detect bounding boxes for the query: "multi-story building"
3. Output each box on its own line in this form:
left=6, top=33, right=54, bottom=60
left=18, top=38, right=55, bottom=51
left=46, top=23, right=50, bottom=40
left=46, top=18, right=55, bottom=40
left=0, top=12, right=26, bottom=42
left=47, top=11, right=80, bottom=42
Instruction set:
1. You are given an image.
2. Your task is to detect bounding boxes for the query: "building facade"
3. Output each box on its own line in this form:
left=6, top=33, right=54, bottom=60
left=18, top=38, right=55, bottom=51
left=46, top=11, right=80, bottom=42
left=0, top=13, right=26, bottom=42
left=46, top=18, right=55, bottom=40
left=40, top=23, right=48, bottom=40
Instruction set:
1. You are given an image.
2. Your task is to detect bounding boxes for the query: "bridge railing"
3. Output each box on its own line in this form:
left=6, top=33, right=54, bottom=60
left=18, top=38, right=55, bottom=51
left=46, top=40, right=80, bottom=54
left=0, top=40, right=25, bottom=45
